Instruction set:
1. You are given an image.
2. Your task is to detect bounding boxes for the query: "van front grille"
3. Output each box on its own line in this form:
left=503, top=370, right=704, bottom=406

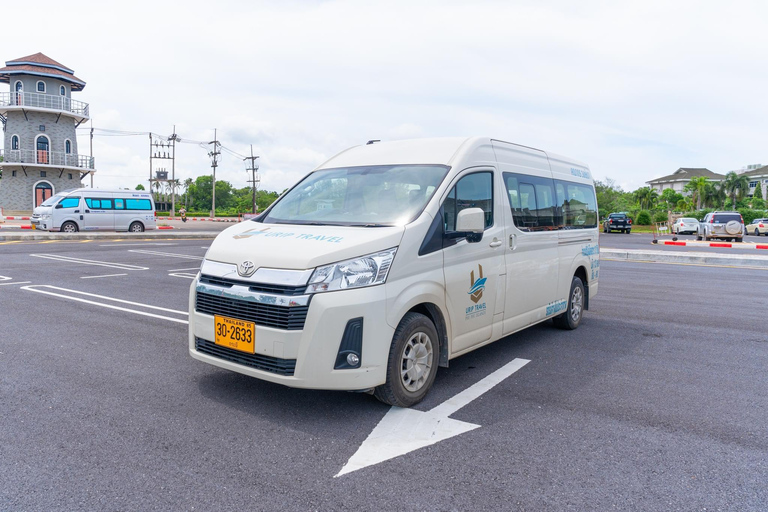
left=199, top=274, right=308, bottom=296
left=195, top=337, right=296, bottom=376
left=195, top=291, right=308, bottom=330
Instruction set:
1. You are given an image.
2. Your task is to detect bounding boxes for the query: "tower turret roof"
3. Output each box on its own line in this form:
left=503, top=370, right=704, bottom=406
left=0, top=52, right=86, bottom=91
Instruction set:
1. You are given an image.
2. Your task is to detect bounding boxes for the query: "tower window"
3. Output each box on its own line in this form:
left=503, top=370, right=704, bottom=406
left=68, top=173, right=73, bottom=179
left=37, top=81, right=46, bottom=93
left=40, top=171, right=47, bottom=177
left=11, top=135, right=19, bottom=150
left=60, top=85, right=66, bottom=96
left=15, top=81, right=22, bottom=92
left=12, top=171, right=17, bottom=177
left=65, top=140, right=72, bottom=154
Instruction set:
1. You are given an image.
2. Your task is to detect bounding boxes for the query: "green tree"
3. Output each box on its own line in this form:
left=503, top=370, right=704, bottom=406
left=633, top=187, right=659, bottom=210
left=684, top=176, right=709, bottom=210
left=188, top=175, right=234, bottom=212
left=135, top=184, right=145, bottom=190
left=753, top=182, right=763, bottom=199
left=659, top=188, right=683, bottom=211
left=720, top=171, right=749, bottom=209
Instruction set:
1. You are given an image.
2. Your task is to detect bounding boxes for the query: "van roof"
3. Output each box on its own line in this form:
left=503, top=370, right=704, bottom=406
left=58, top=188, right=153, bottom=195
left=316, top=136, right=588, bottom=173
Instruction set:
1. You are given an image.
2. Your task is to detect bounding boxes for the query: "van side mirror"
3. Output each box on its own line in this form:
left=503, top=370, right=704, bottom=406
left=446, top=207, right=485, bottom=243
left=55, top=203, right=63, bottom=209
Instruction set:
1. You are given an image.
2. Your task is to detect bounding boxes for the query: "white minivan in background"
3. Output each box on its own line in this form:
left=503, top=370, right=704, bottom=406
left=188, top=137, right=599, bottom=406
left=31, top=188, right=156, bottom=232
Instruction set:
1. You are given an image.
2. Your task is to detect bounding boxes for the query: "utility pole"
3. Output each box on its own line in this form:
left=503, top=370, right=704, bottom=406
left=168, top=125, right=178, bottom=215
left=89, top=121, right=94, bottom=188
left=208, top=129, right=221, bottom=218
left=244, top=145, right=260, bottom=214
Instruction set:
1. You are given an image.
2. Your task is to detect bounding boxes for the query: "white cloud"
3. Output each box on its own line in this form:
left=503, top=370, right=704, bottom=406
left=5, top=0, right=767, bottom=195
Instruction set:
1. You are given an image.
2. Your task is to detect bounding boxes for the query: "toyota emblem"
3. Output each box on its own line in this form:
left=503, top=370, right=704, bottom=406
left=238, top=260, right=256, bottom=277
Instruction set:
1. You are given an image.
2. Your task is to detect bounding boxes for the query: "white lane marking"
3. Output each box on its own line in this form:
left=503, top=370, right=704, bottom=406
left=30, top=253, right=148, bottom=270
left=128, top=249, right=204, bottom=260
left=100, top=243, right=178, bottom=247
left=0, top=281, right=32, bottom=286
left=21, top=285, right=188, bottom=324
left=169, top=272, right=197, bottom=279
left=168, top=267, right=201, bottom=272
left=0, top=276, right=12, bottom=281
left=336, top=358, right=531, bottom=477
left=80, top=273, right=129, bottom=279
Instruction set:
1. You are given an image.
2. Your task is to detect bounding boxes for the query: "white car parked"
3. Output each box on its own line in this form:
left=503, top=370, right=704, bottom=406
left=672, top=217, right=699, bottom=235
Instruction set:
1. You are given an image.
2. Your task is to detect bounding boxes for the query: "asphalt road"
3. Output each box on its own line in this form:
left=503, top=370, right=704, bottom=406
left=599, top=230, right=768, bottom=255
left=1, top=239, right=766, bottom=511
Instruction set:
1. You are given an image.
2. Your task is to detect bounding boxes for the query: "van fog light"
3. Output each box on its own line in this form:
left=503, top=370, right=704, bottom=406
left=346, top=353, right=360, bottom=366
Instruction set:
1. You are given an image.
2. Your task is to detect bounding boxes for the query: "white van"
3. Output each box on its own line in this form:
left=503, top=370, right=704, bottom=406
left=31, top=188, right=157, bottom=233
left=189, top=137, right=599, bottom=406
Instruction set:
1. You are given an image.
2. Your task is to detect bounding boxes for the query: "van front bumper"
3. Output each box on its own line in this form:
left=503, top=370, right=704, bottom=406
left=188, top=277, right=394, bottom=390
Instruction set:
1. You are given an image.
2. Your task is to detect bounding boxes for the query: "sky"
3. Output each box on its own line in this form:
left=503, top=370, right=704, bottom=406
left=4, top=0, right=767, bottom=194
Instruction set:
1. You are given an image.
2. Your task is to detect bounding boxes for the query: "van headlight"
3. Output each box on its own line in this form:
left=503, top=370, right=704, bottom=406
left=307, top=248, right=397, bottom=293
left=40, top=214, right=51, bottom=220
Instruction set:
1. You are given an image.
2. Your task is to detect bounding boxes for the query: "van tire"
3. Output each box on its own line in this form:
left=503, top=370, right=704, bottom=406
left=553, top=276, right=585, bottom=330
left=129, top=222, right=144, bottom=233
left=61, top=221, right=78, bottom=233
left=374, top=312, right=439, bottom=408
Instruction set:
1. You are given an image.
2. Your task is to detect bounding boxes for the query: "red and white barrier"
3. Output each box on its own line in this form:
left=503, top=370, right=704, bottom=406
left=659, top=240, right=768, bottom=250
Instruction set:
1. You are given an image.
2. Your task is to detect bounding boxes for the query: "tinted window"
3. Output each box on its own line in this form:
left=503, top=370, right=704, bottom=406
left=560, top=181, right=598, bottom=228
left=85, top=198, right=113, bottom=209
left=125, top=198, right=152, bottom=210
left=114, top=199, right=125, bottom=210
left=444, top=172, right=493, bottom=232
left=712, top=213, right=741, bottom=223
left=505, top=173, right=562, bottom=231
left=59, top=197, right=79, bottom=208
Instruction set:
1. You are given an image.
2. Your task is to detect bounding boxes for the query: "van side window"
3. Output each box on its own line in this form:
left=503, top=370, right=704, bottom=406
left=505, top=173, right=560, bottom=231
left=558, top=181, right=597, bottom=229
left=443, top=172, right=493, bottom=232
left=114, top=199, right=125, bottom=210
left=126, top=199, right=152, bottom=210
left=85, top=198, right=113, bottom=209
left=59, top=197, right=79, bottom=208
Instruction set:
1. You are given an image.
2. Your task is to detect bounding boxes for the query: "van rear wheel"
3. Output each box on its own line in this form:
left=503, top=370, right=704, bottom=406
left=374, top=312, right=439, bottom=408
left=129, top=222, right=144, bottom=233
left=553, top=276, right=585, bottom=330
left=61, top=221, right=78, bottom=233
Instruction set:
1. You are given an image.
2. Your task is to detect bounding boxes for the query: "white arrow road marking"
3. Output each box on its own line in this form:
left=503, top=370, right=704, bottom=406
left=336, top=357, right=530, bottom=477
left=128, top=249, right=203, bottom=260
left=169, top=272, right=198, bottom=279
left=30, top=254, right=148, bottom=270
left=80, top=273, right=129, bottom=279
left=21, top=285, right=189, bottom=324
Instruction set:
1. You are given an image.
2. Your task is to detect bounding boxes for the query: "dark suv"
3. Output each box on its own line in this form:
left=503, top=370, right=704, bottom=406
left=696, top=211, right=745, bottom=242
left=603, top=213, right=633, bottom=234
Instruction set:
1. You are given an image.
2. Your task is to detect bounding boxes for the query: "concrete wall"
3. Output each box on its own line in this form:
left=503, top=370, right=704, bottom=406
left=0, top=170, right=83, bottom=210
left=3, top=111, right=78, bottom=155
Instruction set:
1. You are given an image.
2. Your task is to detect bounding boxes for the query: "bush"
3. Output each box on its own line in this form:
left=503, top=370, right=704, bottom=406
left=636, top=210, right=652, bottom=225
left=653, top=211, right=668, bottom=223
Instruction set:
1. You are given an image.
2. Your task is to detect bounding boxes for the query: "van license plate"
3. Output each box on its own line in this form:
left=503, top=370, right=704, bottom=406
left=214, top=315, right=255, bottom=354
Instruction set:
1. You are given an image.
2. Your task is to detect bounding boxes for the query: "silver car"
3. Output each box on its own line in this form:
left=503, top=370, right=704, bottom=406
left=696, top=212, right=745, bottom=242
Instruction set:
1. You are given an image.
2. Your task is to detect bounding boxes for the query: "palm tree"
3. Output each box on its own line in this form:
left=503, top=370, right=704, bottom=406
left=720, top=171, right=749, bottom=208
left=633, top=187, right=658, bottom=210
left=183, top=178, right=193, bottom=208
left=684, top=176, right=709, bottom=210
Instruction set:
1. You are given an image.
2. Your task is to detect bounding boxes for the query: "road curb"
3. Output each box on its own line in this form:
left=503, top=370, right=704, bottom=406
left=601, top=248, right=768, bottom=267
left=0, top=231, right=218, bottom=241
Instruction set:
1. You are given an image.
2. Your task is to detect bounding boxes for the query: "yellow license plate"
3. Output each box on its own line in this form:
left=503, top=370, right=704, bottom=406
left=214, top=315, right=255, bottom=354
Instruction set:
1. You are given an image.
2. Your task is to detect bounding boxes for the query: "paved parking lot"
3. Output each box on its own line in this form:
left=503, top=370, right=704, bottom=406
left=1, top=239, right=766, bottom=510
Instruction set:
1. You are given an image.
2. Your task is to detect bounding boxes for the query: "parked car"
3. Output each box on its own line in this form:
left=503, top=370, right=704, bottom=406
left=603, top=213, right=632, bottom=233
left=745, top=218, right=768, bottom=236
left=696, top=211, right=745, bottom=242
left=671, top=217, right=699, bottom=235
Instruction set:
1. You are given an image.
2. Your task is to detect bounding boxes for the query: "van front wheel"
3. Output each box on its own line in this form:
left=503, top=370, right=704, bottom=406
left=61, top=221, right=78, bottom=233
left=553, top=276, right=585, bottom=330
left=129, top=222, right=144, bottom=233
left=374, top=312, right=439, bottom=408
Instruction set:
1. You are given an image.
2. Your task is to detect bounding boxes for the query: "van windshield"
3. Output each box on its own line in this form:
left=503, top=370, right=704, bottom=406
left=40, top=194, right=64, bottom=207
left=262, top=165, right=450, bottom=226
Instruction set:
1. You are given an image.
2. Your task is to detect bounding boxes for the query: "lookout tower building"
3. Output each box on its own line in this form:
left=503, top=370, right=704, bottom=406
left=0, top=53, right=95, bottom=211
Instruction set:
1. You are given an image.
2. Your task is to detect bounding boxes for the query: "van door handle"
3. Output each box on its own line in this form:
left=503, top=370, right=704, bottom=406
left=489, top=238, right=502, bottom=248
left=85, top=209, right=90, bottom=213
left=509, top=234, right=517, bottom=250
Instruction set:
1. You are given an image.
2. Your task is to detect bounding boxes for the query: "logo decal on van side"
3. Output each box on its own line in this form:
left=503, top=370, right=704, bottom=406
left=468, top=265, right=486, bottom=304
